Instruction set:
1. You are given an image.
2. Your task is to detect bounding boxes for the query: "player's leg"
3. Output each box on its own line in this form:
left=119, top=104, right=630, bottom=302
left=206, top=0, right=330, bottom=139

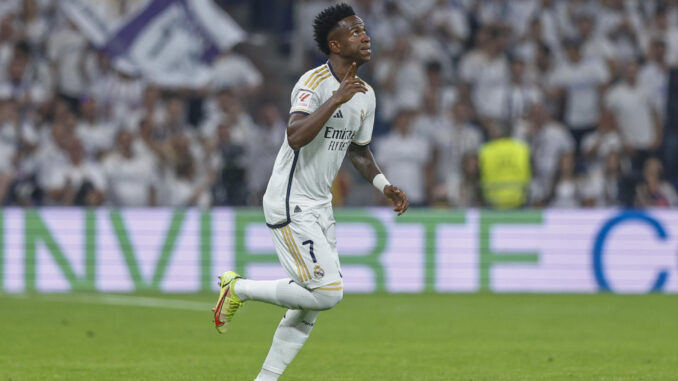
left=233, top=212, right=343, bottom=309
left=249, top=208, right=342, bottom=380
left=213, top=277, right=339, bottom=333
left=213, top=211, right=341, bottom=332
left=234, top=278, right=341, bottom=310
left=254, top=309, right=320, bottom=381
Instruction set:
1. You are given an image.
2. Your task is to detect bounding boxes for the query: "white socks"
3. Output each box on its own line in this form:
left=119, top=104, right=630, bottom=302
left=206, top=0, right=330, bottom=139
left=234, top=278, right=343, bottom=380
left=254, top=368, right=280, bottom=381
left=258, top=309, right=320, bottom=377
left=234, top=278, right=342, bottom=311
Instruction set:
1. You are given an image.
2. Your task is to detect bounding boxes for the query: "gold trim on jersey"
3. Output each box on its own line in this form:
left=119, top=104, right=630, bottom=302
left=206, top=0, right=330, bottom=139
left=316, top=281, right=342, bottom=290
left=309, top=73, right=332, bottom=90
left=281, top=226, right=311, bottom=281
left=280, top=227, right=303, bottom=281
left=303, top=66, right=329, bottom=87
left=352, top=139, right=371, bottom=146
left=283, top=226, right=308, bottom=281
left=361, top=79, right=373, bottom=93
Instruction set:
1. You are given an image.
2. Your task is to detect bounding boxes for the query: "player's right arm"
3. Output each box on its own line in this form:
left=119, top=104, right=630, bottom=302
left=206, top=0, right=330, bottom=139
left=347, top=142, right=409, bottom=216
left=287, top=62, right=367, bottom=150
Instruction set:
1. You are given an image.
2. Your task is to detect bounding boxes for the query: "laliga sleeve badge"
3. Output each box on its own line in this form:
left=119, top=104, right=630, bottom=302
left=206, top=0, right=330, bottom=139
left=360, top=109, right=366, bottom=123
left=313, top=265, right=325, bottom=280
left=295, top=91, right=313, bottom=108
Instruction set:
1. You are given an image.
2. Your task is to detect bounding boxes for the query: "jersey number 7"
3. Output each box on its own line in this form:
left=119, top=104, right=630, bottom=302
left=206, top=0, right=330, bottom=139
left=302, top=240, right=317, bottom=263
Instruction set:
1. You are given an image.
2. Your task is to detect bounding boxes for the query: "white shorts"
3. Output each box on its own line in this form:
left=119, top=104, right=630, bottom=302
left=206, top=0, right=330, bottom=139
left=268, top=205, right=342, bottom=290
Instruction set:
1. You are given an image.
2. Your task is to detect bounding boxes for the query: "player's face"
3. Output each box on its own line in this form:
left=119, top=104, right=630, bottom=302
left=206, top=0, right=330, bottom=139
left=335, top=16, right=371, bottom=63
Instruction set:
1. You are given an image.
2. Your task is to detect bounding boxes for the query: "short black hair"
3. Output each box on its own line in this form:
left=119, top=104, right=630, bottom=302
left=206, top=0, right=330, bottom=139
left=313, top=3, right=355, bottom=56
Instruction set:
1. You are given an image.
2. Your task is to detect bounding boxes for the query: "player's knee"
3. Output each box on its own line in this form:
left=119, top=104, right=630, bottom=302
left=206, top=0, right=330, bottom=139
left=323, top=290, right=343, bottom=310
left=315, top=287, right=343, bottom=310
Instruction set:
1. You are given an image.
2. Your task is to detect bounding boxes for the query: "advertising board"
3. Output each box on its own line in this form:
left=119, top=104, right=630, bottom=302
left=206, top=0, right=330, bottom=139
left=2, top=208, right=677, bottom=294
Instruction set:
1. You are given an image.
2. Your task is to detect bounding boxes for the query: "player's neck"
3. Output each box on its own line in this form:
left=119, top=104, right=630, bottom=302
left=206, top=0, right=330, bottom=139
left=328, top=56, right=360, bottom=79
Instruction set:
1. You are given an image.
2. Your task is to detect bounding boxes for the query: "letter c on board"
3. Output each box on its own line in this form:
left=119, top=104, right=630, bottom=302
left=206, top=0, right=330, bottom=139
left=593, top=211, right=669, bottom=293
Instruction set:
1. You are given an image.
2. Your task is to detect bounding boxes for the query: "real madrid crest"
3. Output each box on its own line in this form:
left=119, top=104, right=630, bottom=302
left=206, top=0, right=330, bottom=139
left=313, top=265, right=325, bottom=280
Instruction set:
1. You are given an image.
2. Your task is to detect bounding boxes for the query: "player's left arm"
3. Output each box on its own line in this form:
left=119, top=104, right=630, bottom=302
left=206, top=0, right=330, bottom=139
left=347, top=143, right=409, bottom=215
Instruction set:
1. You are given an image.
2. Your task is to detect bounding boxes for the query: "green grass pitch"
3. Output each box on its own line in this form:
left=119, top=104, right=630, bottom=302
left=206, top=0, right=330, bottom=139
left=1, top=293, right=677, bottom=380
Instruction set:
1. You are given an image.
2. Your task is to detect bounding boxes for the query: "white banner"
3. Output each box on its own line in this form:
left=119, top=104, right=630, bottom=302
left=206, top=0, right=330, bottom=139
left=60, top=0, right=246, bottom=87
left=2, top=208, right=678, bottom=294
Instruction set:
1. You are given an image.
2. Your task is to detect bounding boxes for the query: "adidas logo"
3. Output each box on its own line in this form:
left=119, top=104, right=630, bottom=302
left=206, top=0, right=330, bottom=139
left=333, top=110, right=343, bottom=118
left=294, top=205, right=302, bottom=213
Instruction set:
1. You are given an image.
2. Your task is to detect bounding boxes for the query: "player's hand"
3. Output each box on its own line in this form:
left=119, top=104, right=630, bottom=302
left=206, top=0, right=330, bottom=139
left=333, top=62, right=367, bottom=105
left=384, top=185, right=409, bottom=216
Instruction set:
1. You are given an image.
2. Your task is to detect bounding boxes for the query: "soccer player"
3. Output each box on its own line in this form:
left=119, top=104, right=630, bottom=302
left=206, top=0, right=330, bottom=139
left=213, top=3, right=409, bottom=380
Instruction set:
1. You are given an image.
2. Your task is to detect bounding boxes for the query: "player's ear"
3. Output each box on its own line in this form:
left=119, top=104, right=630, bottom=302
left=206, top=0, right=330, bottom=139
left=328, top=39, right=341, bottom=54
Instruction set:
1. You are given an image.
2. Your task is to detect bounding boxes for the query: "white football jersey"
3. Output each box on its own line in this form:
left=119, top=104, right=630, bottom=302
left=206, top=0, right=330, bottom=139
left=263, top=62, right=376, bottom=227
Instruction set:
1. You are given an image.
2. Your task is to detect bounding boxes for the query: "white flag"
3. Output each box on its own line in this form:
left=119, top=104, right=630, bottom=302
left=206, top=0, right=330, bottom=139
left=60, top=0, right=246, bottom=88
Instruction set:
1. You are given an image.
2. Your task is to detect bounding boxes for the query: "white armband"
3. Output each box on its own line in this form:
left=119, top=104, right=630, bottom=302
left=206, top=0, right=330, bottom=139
left=372, top=173, right=391, bottom=193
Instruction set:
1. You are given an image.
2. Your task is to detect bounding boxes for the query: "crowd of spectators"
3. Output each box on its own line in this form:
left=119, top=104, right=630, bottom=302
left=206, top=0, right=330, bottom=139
left=0, top=0, right=677, bottom=209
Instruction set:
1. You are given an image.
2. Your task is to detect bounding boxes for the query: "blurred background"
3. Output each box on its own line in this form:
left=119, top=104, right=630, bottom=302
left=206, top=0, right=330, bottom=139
left=3, top=4, right=678, bottom=380
left=1, top=0, right=678, bottom=294
left=1, top=0, right=677, bottom=210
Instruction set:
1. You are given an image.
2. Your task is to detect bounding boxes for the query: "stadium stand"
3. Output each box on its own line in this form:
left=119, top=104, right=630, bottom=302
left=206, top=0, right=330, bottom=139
left=0, top=0, right=675, bottom=208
